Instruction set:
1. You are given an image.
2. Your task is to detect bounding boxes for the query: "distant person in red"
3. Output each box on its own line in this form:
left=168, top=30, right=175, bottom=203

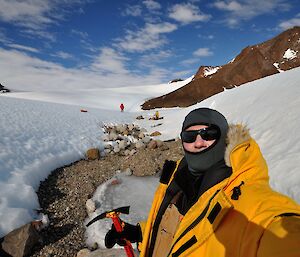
left=120, top=103, right=124, bottom=112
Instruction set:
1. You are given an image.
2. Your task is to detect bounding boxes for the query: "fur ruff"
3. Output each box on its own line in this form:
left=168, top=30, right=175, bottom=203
left=224, top=124, right=251, bottom=167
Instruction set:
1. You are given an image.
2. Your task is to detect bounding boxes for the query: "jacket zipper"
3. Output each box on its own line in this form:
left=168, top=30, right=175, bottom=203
left=167, top=190, right=220, bottom=256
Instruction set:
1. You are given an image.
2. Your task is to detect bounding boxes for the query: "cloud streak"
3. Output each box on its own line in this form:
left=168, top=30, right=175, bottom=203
left=116, top=22, right=177, bottom=52
left=0, top=0, right=89, bottom=39
left=278, top=14, right=300, bottom=30
left=0, top=47, right=171, bottom=92
left=213, top=0, right=291, bottom=27
left=168, top=3, right=211, bottom=24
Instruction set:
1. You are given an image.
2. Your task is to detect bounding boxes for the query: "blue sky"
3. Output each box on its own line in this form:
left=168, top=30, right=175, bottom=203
left=0, top=0, right=300, bottom=91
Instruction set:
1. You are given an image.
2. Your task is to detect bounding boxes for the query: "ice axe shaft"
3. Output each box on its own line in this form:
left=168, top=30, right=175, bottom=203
left=109, top=212, right=135, bottom=257
left=86, top=206, right=135, bottom=257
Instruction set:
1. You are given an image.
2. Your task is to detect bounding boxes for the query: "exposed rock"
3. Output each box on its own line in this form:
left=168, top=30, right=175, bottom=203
left=86, top=148, right=100, bottom=160
left=147, top=140, right=158, bottom=149
left=1, top=222, right=41, bottom=257
left=136, top=115, right=144, bottom=120
left=129, top=149, right=137, bottom=156
left=135, top=141, right=145, bottom=149
left=124, top=168, right=133, bottom=176
left=138, top=132, right=145, bottom=139
left=113, top=145, right=120, bottom=153
left=150, top=131, right=162, bottom=136
left=118, top=140, right=127, bottom=150
left=77, top=248, right=91, bottom=257
left=32, top=139, right=184, bottom=257
left=86, top=199, right=96, bottom=214
left=124, top=149, right=130, bottom=156
left=108, top=132, right=118, bottom=141
left=170, top=78, right=183, bottom=83
left=128, top=124, right=135, bottom=131
left=142, top=26, right=300, bottom=109
left=156, top=140, right=163, bottom=147
left=102, top=134, right=110, bottom=142
left=142, top=136, right=151, bottom=144
left=0, top=83, right=10, bottom=93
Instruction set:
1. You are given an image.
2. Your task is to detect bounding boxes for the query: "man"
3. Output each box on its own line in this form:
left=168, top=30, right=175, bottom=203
left=105, top=108, right=300, bottom=257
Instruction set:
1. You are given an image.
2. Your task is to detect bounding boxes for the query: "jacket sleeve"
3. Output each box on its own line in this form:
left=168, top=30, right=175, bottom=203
left=257, top=215, right=300, bottom=257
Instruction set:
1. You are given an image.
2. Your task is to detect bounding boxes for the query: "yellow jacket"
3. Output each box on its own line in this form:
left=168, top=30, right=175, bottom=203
left=139, top=124, right=300, bottom=257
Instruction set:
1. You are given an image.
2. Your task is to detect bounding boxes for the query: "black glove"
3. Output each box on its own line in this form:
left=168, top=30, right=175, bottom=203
left=105, top=221, right=142, bottom=248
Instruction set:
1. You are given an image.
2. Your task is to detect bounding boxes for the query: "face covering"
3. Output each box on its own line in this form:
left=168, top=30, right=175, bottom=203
left=181, top=108, right=228, bottom=175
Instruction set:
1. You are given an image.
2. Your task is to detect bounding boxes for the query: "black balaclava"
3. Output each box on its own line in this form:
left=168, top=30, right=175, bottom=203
left=182, top=108, right=228, bottom=175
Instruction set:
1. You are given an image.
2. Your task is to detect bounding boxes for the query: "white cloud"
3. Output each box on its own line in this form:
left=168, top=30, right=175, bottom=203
left=212, top=0, right=291, bottom=27
left=122, top=5, right=142, bottom=17
left=182, top=58, right=200, bottom=65
left=117, top=22, right=177, bottom=52
left=181, top=47, right=213, bottom=66
left=53, top=51, right=73, bottom=60
left=193, top=47, right=213, bottom=57
left=0, top=30, right=12, bottom=44
left=91, top=47, right=129, bottom=74
left=139, top=50, right=172, bottom=66
left=71, top=29, right=89, bottom=40
left=8, top=43, right=39, bottom=53
left=0, top=0, right=53, bottom=29
left=279, top=15, right=300, bottom=30
left=143, top=0, right=161, bottom=11
left=0, top=0, right=89, bottom=38
left=168, top=3, right=211, bottom=24
left=0, top=47, right=169, bottom=91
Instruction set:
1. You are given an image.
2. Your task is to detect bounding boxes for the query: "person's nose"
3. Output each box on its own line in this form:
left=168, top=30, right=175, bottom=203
left=194, top=135, right=206, bottom=148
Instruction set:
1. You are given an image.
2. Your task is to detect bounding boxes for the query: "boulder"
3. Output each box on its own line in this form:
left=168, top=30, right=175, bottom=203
left=142, top=136, right=151, bottom=144
left=86, top=148, right=100, bottom=160
left=124, top=168, right=133, bottom=176
left=118, top=140, right=127, bottom=150
left=156, top=140, right=164, bottom=147
left=136, top=115, right=144, bottom=120
left=124, top=149, right=131, bottom=156
left=138, top=132, right=145, bottom=139
left=77, top=248, right=91, bottom=257
left=108, top=132, right=118, bottom=141
left=1, top=222, right=41, bottom=257
left=102, top=134, right=110, bottom=142
left=147, top=140, right=158, bottom=149
left=86, top=199, right=96, bottom=214
left=128, top=124, right=135, bottom=131
left=150, top=131, right=162, bottom=136
left=113, top=145, right=120, bottom=153
left=129, top=149, right=137, bottom=156
left=135, top=141, right=145, bottom=149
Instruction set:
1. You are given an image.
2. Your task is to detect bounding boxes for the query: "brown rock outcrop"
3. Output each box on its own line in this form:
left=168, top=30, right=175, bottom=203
left=142, top=26, right=300, bottom=109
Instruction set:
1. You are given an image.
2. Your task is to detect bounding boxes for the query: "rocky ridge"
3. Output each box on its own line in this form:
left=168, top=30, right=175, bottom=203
left=142, top=26, right=300, bottom=109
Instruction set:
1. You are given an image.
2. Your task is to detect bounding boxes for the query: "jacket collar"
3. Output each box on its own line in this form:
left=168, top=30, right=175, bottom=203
left=223, top=124, right=269, bottom=190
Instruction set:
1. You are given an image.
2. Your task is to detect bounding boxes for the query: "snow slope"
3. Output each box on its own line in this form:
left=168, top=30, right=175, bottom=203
left=1, top=68, right=300, bottom=241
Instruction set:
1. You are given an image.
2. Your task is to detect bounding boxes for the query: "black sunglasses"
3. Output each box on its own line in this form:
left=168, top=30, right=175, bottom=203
left=181, top=125, right=221, bottom=143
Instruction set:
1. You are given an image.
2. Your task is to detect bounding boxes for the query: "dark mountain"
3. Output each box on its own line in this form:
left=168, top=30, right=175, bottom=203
left=0, top=83, right=10, bottom=93
left=142, top=26, right=300, bottom=109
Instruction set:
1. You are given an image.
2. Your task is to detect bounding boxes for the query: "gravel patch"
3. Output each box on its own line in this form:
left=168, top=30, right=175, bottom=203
left=30, top=140, right=183, bottom=257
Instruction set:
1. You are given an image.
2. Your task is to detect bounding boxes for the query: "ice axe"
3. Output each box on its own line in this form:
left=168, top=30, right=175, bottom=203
left=86, top=206, right=135, bottom=257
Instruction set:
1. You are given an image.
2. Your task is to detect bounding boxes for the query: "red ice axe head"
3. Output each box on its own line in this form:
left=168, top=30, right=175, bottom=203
left=86, top=206, right=135, bottom=257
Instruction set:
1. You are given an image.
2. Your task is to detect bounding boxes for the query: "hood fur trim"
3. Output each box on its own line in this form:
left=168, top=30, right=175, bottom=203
left=224, top=124, right=251, bottom=167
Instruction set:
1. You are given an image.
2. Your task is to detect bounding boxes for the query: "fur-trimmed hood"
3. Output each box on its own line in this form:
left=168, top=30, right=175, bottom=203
left=224, top=124, right=251, bottom=167
left=223, top=123, right=269, bottom=184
